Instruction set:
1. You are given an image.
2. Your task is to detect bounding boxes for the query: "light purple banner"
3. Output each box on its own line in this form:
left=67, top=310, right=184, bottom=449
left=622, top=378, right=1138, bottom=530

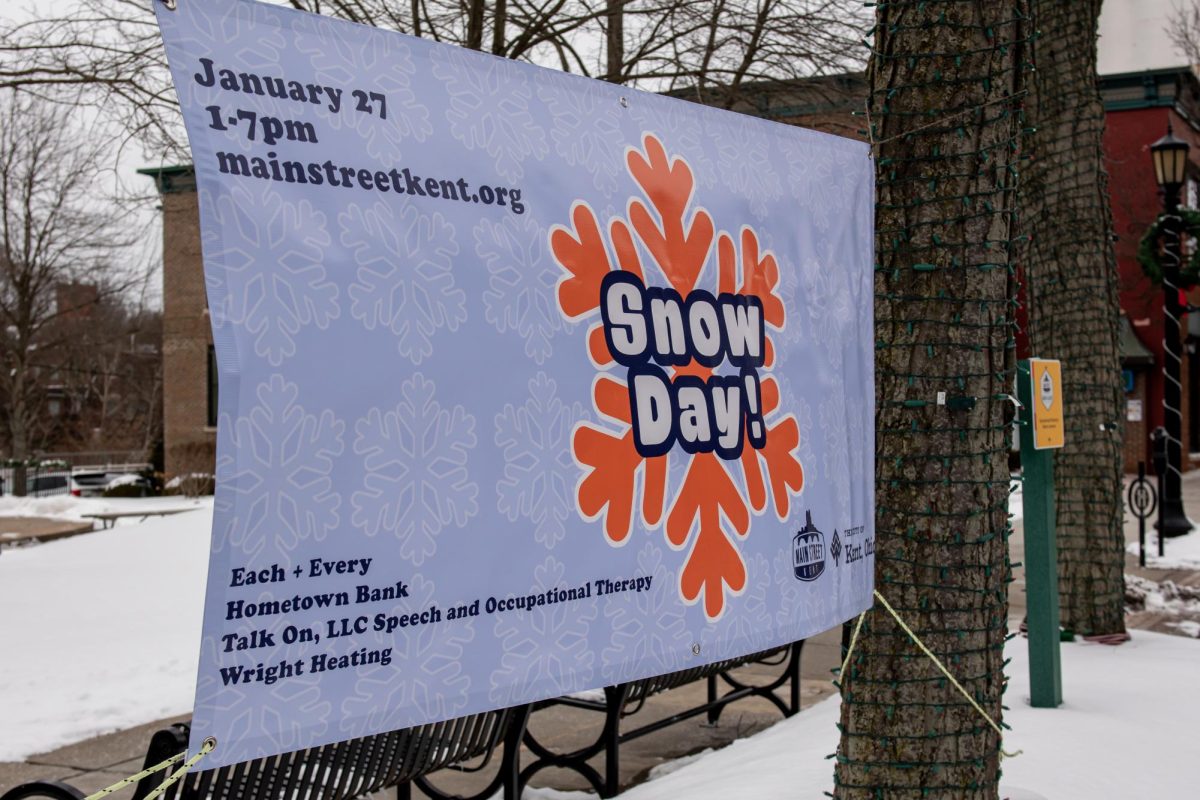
left=156, top=0, right=875, bottom=768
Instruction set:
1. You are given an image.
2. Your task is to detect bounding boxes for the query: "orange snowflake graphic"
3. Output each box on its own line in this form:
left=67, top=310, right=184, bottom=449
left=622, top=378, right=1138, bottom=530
left=552, top=133, right=804, bottom=620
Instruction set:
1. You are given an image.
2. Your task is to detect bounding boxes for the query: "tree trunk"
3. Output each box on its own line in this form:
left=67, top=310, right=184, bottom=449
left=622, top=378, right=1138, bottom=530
left=834, top=3, right=1029, bottom=797
left=8, top=360, right=30, bottom=496
left=466, top=0, right=485, bottom=51
left=1021, top=0, right=1126, bottom=636
left=604, top=0, right=624, bottom=83
left=492, top=0, right=507, bottom=55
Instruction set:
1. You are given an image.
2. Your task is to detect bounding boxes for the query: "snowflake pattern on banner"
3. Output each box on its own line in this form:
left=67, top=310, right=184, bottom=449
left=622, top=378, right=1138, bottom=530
left=341, top=201, right=465, bottom=365
left=217, top=374, right=343, bottom=561
left=552, top=134, right=806, bottom=620
left=351, top=373, right=479, bottom=565
left=192, top=634, right=335, bottom=762
left=494, top=373, right=584, bottom=550
left=778, top=135, right=855, bottom=234
left=820, top=397, right=850, bottom=486
left=537, top=73, right=625, bottom=195
left=167, top=0, right=289, bottom=113
left=799, top=256, right=854, bottom=372
left=292, top=15, right=433, bottom=161
left=204, top=183, right=338, bottom=366
left=601, top=542, right=693, bottom=682
left=339, top=574, right=474, bottom=738
left=431, top=48, right=548, bottom=182
left=728, top=554, right=777, bottom=654
left=488, top=556, right=597, bottom=705
left=475, top=215, right=570, bottom=365
left=708, top=113, right=783, bottom=220
left=772, top=557, right=804, bottom=630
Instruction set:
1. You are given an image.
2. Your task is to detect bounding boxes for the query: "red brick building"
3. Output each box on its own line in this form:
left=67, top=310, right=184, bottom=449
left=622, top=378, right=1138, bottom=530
left=1100, top=67, right=1200, bottom=471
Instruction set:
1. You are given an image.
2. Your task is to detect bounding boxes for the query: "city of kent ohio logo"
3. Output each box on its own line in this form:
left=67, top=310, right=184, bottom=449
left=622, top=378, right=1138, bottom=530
left=792, top=511, right=825, bottom=582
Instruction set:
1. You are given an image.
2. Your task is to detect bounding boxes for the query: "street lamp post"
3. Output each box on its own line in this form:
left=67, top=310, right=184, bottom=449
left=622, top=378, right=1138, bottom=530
left=1151, top=123, right=1195, bottom=537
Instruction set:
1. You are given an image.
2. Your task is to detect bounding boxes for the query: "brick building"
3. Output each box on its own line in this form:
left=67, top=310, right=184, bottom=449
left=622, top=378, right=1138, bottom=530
left=1099, top=67, right=1200, bottom=472
left=138, top=166, right=215, bottom=478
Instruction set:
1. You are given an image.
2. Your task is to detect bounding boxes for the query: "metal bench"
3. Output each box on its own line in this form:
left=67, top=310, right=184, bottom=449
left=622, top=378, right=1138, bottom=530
left=519, top=640, right=804, bottom=797
left=2, top=645, right=801, bottom=800
left=84, top=508, right=195, bottom=529
left=0, top=707, right=530, bottom=800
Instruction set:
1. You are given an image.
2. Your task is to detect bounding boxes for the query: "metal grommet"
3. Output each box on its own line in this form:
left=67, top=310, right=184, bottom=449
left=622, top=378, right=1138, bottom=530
left=161, top=0, right=178, bottom=10
left=619, top=96, right=629, bottom=109
left=201, top=736, right=217, bottom=752
left=691, top=643, right=701, bottom=656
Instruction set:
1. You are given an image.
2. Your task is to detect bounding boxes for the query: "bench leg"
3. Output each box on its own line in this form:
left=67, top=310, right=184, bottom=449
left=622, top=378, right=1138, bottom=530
left=501, top=705, right=531, bottom=800
left=788, top=640, right=803, bottom=715
left=706, top=674, right=720, bottom=725
left=600, top=686, right=626, bottom=798
left=395, top=782, right=412, bottom=800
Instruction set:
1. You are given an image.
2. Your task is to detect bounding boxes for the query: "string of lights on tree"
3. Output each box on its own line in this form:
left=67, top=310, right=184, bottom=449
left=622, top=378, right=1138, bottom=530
left=832, top=1, right=1032, bottom=797
left=1020, top=0, right=1127, bottom=637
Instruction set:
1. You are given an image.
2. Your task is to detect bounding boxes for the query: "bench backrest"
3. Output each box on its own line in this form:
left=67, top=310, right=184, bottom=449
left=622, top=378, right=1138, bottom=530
left=623, top=645, right=787, bottom=703
left=133, top=710, right=511, bottom=800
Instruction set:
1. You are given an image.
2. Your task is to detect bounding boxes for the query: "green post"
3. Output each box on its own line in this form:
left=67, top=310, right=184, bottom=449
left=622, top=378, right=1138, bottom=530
left=1017, top=359, right=1063, bottom=708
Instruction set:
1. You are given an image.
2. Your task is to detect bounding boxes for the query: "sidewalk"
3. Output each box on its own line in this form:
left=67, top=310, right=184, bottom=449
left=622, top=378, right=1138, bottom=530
left=0, top=516, right=93, bottom=549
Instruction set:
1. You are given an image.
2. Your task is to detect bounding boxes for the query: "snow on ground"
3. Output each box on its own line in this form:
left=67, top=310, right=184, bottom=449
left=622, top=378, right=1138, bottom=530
left=1126, top=529, right=1200, bottom=569
left=614, top=631, right=1200, bottom=800
left=3, top=497, right=1198, bottom=800
left=0, top=495, right=207, bottom=526
left=0, top=501, right=211, bottom=761
left=1009, top=479, right=1023, bottom=521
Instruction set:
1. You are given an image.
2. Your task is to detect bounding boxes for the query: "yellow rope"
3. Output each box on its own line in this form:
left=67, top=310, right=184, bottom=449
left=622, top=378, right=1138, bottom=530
left=83, top=738, right=214, bottom=800
left=840, top=590, right=1022, bottom=759
left=837, top=608, right=867, bottom=680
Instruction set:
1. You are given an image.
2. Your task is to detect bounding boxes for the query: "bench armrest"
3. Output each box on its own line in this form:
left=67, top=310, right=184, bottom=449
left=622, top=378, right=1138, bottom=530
left=0, top=780, right=86, bottom=800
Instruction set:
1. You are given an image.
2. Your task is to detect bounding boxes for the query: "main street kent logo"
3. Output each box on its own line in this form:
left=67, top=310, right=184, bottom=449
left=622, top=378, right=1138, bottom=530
left=553, top=133, right=805, bottom=620
left=792, top=511, right=825, bottom=582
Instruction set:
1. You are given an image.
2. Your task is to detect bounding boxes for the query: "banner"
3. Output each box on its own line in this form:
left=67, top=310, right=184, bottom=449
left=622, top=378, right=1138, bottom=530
left=156, top=0, right=875, bottom=767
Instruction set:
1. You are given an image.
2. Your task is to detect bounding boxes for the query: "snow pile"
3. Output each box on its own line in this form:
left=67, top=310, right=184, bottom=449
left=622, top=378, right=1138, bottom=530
left=1009, top=479, right=1023, bottom=521
left=1126, top=530, right=1200, bottom=569
left=616, top=632, right=1200, bottom=800
left=164, top=473, right=212, bottom=490
left=0, top=501, right=212, bottom=760
left=0, top=495, right=204, bottom=525
left=1124, top=573, right=1200, bottom=615
left=1166, top=620, right=1200, bottom=638
left=105, top=474, right=142, bottom=488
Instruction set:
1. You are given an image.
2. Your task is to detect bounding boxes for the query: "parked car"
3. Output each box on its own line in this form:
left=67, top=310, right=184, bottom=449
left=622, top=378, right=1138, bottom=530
left=69, top=470, right=112, bottom=497
left=26, top=473, right=71, bottom=496
left=102, top=472, right=154, bottom=497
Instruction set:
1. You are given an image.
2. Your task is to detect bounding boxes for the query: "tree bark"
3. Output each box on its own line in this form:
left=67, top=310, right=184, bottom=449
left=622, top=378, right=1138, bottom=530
left=834, top=2, right=1029, bottom=797
left=604, top=0, right=624, bottom=83
left=1020, top=0, right=1126, bottom=637
left=465, top=0, right=485, bottom=50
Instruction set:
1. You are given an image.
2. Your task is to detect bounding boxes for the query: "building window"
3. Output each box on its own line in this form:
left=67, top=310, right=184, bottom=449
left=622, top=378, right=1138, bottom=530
left=207, top=345, right=218, bottom=428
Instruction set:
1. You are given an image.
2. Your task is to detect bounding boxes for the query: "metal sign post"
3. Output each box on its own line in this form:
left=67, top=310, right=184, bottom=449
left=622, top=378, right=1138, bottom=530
left=1128, top=462, right=1157, bottom=568
left=1017, top=358, right=1064, bottom=709
left=1151, top=427, right=1169, bottom=559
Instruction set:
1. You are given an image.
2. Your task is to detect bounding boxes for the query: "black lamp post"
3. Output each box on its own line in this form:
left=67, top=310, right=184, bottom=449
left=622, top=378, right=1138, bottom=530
left=1151, top=123, right=1195, bottom=537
